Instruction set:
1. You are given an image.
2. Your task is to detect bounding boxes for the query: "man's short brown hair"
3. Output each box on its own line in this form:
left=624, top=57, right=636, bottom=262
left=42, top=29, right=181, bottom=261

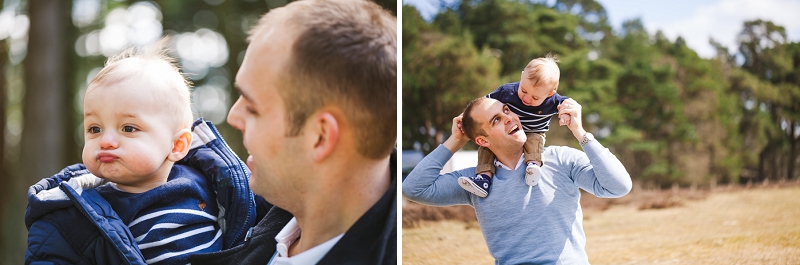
left=461, top=97, right=489, bottom=141
left=249, top=0, right=396, bottom=159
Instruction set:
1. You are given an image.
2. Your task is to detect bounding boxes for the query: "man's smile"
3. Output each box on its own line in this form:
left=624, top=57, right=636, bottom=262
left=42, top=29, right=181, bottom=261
left=508, top=124, right=520, bottom=135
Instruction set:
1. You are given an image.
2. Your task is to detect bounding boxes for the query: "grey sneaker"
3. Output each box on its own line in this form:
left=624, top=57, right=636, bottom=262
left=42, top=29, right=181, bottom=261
left=525, top=162, right=542, bottom=186
left=458, top=174, right=492, bottom=197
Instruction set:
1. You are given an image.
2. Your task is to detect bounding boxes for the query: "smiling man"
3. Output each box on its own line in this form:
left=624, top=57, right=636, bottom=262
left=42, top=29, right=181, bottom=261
left=189, top=0, right=396, bottom=264
left=402, top=97, right=631, bottom=264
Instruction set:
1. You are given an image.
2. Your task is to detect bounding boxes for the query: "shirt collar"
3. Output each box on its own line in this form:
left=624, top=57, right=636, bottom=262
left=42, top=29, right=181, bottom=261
left=270, top=217, right=344, bottom=265
left=494, top=154, right=525, bottom=170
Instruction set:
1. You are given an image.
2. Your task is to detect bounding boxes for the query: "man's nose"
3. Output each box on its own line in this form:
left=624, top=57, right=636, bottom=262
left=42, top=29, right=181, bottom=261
left=504, top=112, right=519, bottom=124
left=503, top=114, right=512, bottom=124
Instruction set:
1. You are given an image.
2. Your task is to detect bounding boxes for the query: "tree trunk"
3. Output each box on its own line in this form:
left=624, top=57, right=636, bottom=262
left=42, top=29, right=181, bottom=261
left=790, top=121, right=797, bottom=180
left=0, top=35, right=6, bottom=187
left=21, top=0, right=70, bottom=188
left=3, top=1, right=70, bottom=263
left=0, top=25, right=8, bottom=264
left=758, top=147, right=767, bottom=182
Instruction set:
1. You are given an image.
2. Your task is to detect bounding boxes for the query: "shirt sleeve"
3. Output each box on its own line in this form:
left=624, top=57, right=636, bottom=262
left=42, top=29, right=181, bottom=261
left=401, top=145, right=475, bottom=206
left=564, top=141, right=632, bottom=198
left=486, top=84, right=508, bottom=100
left=552, top=92, right=569, bottom=104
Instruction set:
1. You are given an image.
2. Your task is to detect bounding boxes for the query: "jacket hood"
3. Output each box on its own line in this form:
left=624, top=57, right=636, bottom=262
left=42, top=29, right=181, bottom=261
left=25, top=164, right=107, bottom=228
left=179, top=119, right=262, bottom=249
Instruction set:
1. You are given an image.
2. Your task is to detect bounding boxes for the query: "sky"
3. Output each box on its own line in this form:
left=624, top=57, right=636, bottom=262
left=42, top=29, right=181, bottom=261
left=403, top=0, right=800, bottom=59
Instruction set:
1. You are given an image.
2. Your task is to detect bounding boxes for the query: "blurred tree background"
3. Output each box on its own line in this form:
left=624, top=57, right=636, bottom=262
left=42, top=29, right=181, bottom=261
left=403, top=0, right=799, bottom=188
left=0, top=0, right=395, bottom=263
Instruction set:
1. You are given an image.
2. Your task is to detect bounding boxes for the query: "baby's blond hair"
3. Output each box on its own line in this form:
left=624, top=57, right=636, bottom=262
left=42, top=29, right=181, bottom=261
left=88, top=38, right=194, bottom=129
left=523, top=53, right=560, bottom=92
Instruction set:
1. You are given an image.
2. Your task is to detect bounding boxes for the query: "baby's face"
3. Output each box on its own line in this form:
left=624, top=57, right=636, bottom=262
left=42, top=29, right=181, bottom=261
left=81, top=81, right=178, bottom=189
left=518, top=77, right=555, bottom=107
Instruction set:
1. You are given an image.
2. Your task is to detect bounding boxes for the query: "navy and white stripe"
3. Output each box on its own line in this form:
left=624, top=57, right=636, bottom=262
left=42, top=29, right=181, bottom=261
left=96, top=164, right=222, bottom=265
left=486, top=82, right=569, bottom=133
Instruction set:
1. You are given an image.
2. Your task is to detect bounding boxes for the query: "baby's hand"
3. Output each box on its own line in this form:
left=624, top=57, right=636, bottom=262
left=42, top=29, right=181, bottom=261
left=559, top=113, right=571, bottom=126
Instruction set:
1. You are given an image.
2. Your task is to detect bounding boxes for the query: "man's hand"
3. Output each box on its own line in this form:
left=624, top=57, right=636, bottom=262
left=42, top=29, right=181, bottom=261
left=444, top=114, right=469, bottom=153
left=557, top=99, right=587, bottom=142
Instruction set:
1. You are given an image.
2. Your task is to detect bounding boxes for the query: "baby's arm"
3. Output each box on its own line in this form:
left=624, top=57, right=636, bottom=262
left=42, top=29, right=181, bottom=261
left=555, top=94, right=573, bottom=126
left=559, top=113, right=571, bottom=126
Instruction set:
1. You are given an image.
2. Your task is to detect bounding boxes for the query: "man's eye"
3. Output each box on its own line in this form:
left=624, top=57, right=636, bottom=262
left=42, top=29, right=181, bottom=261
left=122, top=125, right=137, bottom=133
left=88, top=126, right=102, bottom=134
left=246, top=106, right=257, bottom=115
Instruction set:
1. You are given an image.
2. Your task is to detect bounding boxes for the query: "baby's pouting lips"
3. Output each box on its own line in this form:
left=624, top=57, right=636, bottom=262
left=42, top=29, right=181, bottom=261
left=97, top=153, right=118, bottom=163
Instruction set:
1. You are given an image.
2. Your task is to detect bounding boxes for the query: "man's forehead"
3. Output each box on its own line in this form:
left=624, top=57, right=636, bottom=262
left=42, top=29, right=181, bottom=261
left=237, top=16, right=297, bottom=99
left=474, top=99, right=502, bottom=116
left=467, top=98, right=503, bottom=127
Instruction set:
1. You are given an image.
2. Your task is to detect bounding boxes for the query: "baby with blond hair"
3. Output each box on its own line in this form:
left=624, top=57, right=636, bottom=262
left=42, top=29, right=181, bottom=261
left=459, top=53, right=572, bottom=198
left=26, top=39, right=261, bottom=264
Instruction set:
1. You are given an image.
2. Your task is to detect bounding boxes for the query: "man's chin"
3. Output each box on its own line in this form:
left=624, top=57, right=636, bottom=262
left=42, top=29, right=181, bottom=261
left=248, top=177, right=269, bottom=197
left=511, top=130, right=526, bottom=141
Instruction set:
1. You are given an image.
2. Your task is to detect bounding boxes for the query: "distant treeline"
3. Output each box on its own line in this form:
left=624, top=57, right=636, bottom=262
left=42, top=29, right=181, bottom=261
left=402, top=0, right=800, bottom=187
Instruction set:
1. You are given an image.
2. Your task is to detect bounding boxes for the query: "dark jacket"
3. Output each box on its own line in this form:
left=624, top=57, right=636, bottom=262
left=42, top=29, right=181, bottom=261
left=189, top=152, right=398, bottom=265
left=25, top=119, right=270, bottom=265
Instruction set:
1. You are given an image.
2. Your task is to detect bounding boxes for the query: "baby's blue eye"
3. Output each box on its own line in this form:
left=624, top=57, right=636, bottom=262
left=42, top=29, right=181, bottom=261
left=122, top=125, right=137, bottom=133
left=88, top=126, right=102, bottom=134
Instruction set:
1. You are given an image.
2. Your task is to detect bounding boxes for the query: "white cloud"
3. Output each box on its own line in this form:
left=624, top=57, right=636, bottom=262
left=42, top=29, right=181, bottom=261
left=653, top=0, right=800, bottom=58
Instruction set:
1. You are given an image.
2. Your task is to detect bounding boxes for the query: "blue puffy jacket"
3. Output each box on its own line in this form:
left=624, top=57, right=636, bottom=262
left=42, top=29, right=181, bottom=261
left=25, top=119, right=271, bottom=265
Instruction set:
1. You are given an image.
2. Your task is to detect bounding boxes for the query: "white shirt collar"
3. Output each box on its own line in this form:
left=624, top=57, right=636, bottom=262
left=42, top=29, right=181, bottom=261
left=268, top=217, right=344, bottom=265
left=494, top=154, right=525, bottom=170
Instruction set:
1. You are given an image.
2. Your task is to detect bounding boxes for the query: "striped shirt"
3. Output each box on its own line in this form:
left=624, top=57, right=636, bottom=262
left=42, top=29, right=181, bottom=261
left=97, top=164, right=222, bottom=264
left=486, top=82, right=569, bottom=133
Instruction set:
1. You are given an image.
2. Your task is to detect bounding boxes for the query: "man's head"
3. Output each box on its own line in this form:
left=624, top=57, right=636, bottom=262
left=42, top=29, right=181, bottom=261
left=517, top=53, right=560, bottom=107
left=461, top=97, right=527, bottom=153
left=82, top=38, right=194, bottom=192
left=227, top=0, right=396, bottom=203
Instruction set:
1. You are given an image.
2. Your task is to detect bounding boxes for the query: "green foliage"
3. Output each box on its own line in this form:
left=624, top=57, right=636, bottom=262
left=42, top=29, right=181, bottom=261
left=403, top=4, right=501, bottom=153
left=403, top=0, right=800, bottom=185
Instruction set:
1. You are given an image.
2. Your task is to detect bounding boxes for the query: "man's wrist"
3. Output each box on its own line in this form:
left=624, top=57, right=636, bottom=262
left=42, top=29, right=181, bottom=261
left=579, top=132, right=595, bottom=146
left=443, top=136, right=468, bottom=153
left=572, top=128, right=587, bottom=142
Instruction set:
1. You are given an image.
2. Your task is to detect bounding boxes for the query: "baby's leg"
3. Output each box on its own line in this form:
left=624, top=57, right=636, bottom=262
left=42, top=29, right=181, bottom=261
left=523, top=132, right=546, bottom=165
left=523, top=132, right=546, bottom=186
left=476, top=146, right=496, bottom=178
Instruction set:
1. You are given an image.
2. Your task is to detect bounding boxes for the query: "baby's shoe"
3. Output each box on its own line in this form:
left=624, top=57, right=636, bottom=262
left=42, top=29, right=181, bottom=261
left=458, top=174, right=492, bottom=198
left=525, top=162, right=542, bottom=186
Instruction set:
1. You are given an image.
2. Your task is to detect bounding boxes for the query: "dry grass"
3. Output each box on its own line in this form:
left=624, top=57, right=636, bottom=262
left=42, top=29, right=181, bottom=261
left=402, top=185, right=800, bottom=264
left=402, top=203, right=477, bottom=228
left=402, top=220, right=493, bottom=265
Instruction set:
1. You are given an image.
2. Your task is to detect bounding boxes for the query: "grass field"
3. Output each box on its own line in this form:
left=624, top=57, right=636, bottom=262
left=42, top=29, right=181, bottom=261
left=402, top=185, right=800, bottom=264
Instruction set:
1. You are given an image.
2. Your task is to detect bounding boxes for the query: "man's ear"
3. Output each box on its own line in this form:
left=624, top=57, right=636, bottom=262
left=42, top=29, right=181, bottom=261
left=310, top=111, right=339, bottom=162
left=168, top=129, right=193, bottom=162
left=475, top=136, right=490, bottom=148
